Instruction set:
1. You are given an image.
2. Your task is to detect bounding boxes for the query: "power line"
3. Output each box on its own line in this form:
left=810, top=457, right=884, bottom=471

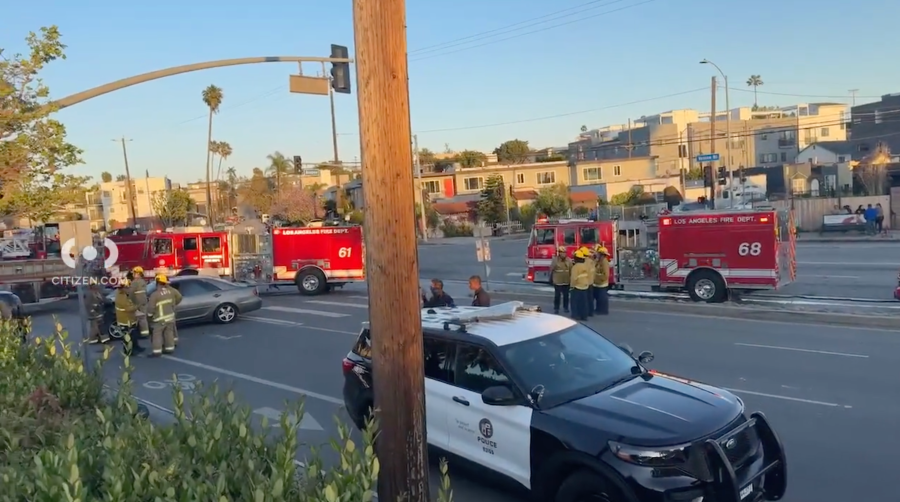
left=410, top=0, right=637, bottom=56
left=409, top=0, right=659, bottom=62
left=727, top=87, right=883, bottom=100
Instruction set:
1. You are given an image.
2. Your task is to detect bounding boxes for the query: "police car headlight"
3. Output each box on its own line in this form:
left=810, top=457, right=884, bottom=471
left=608, top=441, right=689, bottom=467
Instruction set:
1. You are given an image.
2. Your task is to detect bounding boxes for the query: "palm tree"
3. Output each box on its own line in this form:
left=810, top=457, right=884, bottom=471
left=202, top=85, right=224, bottom=222
left=580, top=125, right=588, bottom=133
left=215, top=141, right=233, bottom=181
left=746, top=75, right=763, bottom=108
left=266, top=151, right=292, bottom=191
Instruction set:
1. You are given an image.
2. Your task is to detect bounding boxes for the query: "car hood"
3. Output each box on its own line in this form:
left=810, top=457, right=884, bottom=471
left=544, top=371, right=742, bottom=447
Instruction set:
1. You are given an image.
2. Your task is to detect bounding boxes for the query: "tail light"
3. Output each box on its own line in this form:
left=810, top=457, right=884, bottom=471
left=526, top=270, right=534, bottom=282
left=342, top=357, right=355, bottom=375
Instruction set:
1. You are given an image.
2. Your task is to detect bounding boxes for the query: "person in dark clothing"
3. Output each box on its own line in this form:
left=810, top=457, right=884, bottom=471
left=421, top=279, right=455, bottom=308
left=864, top=204, right=878, bottom=235
left=469, top=275, right=491, bottom=307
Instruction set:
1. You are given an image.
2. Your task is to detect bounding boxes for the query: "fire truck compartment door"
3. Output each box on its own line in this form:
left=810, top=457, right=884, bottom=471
left=179, top=236, right=200, bottom=268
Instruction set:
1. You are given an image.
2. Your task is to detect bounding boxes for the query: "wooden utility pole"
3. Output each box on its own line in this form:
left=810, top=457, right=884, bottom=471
left=709, top=76, right=717, bottom=204
left=352, top=0, right=430, bottom=500
left=114, top=137, right=138, bottom=227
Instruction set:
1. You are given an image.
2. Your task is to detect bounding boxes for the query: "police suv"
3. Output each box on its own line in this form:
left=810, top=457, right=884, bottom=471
left=342, top=302, right=787, bottom=502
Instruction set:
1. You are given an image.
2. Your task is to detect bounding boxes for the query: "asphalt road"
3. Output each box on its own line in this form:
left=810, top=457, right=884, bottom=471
left=418, top=238, right=900, bottom=301
left=30, top=287, right=899, bottom=502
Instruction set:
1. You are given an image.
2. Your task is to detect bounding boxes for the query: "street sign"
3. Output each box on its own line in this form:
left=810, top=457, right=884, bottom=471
left=695, top=153, right=720, bottom=162
left=475, top=239, right=491, bottom=262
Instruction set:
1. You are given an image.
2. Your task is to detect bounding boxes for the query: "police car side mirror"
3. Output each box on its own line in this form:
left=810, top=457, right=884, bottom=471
left=638, top=351, right=654, bottom=365
left=481, top=385, right=517, bottom=406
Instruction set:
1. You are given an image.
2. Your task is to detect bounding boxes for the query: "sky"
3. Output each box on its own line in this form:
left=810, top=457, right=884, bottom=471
left=4, top=0, right=899, bottom=185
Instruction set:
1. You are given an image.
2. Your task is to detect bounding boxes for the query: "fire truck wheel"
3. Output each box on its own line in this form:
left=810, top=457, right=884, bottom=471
left=296, top=269, right=327, bottom=296
left=686, top=269, right=727, bottom=303
left=107, top=323, right=127, bottom=340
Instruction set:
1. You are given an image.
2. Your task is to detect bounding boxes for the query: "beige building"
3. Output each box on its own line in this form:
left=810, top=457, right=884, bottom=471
left=452, top=160, right=571, bottom=196
left=100, top=177, right=172, bottom=227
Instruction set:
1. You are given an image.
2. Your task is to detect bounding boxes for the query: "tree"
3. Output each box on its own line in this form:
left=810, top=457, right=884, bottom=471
left=746, top=75, right=764, bottom=108
left=219, top=166, right=239, bottom=214
left=0, top=26, right=85, bottom=222
left=100, top=171, right=112, bottom=182
left=477, top=174, right=506, bottom=224
left=266, top=151, right=291, bottom=189
left=115, top=174, right=126, bottom=181
left=152, top=189, right=194, bottom=227
left=494, top=139, right=531, bottom=165
left=580, top=125, right=588, bottom=133
left=854, top=142, right=891, bottom=195
left=238, top=168, right=273, bottom=215
left=201, top=84, right=223, bottom=222
left=533, top=183, right=570, bottom=217
left=455, top=150, right=486, bottom=169
left=270, top=184, right=318, bottom=225
left=609, top=186, right=643, bottom=206
left=662, top=186, right=683, bottom=209
left=685, top=167, right=704, bottom=180
left=212, top=140, right=232, bottom=181
left=416, top=148, right=436, bottom=169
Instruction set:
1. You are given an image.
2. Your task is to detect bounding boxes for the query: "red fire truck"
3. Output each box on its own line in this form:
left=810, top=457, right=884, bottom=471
left=109, top=224, right=365, bottom=296
left=526, top=209, right=797, bottom=303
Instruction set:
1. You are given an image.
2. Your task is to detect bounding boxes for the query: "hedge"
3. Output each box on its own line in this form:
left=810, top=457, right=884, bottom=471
left=0, top=319, right=453, bottom=502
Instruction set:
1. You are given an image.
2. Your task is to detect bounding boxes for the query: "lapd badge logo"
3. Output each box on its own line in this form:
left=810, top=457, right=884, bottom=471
left=479, top=418, right=493, bottom=438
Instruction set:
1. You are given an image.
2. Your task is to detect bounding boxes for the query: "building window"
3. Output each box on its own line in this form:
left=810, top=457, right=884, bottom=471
left=780, top=152, right=787, bottom=162
left=463, top=177, right=483, bottom=191
left=760, top=153, right=778, bottom=163
left=791, top=178, right=807, bottom=194
left=678, top=144, right=687, bottom=158
left=820, top=127, right=830, bottom=137
left=536, top=172, right=556, bottom=185
left=516, top=173, right=525, bottom=184
left=613, top=165, right=622, bottom=176
left=583, top=167, right=601, bottom=181
left=422, top=180, right=441, bottom=194
left=838, top=156, right=846, bottom=162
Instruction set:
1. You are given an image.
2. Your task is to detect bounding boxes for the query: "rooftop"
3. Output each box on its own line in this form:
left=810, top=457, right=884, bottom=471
left=420, top=301, right=575, bottom=346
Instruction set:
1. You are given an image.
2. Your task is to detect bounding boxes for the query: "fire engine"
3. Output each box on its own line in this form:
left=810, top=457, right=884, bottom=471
left=526, top=218, right=619, bottom=285
left=0, top=222, right=80, bottom=303
left=526, top=209, right=797, bottom=303
left=108, top=223, right=366, bottom=296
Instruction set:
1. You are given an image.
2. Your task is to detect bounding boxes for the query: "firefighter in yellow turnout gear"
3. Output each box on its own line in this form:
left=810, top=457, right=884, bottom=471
left=115, top=278, right=146, bottom=355
left=127, top=267, right=151, bottom=340
left=147, top=274, right=182, bottom=357
left=592, top=245, right=611, bottom=315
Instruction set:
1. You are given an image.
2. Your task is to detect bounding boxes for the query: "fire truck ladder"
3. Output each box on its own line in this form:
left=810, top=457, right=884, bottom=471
left=787, top=211, right=797, bottom=281
left=0, top=237, right=33, bottom=259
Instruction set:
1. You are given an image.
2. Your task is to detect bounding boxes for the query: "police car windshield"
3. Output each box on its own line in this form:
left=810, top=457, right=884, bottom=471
left=500, top=323, right=638, bottom=408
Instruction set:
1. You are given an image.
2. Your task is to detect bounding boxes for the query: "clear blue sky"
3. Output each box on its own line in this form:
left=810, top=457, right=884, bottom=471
left=4, top=0, right=898, bottom=185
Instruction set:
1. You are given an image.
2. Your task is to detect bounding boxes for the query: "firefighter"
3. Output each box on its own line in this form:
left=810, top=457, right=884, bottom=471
left=592, top=245, right=611, bottom=315
left=579, top=246, right=596, bottom=317
left=115, top=278, right=145, bottom=356
left=128, top=266, right=151, bottom=342
left=569, top=250, right=593, bottom=321
left=550, top=246, right=572, bottom=314
left=146, top=274, right=182, bottom=357
left=84, top=283, right=109, bottom=344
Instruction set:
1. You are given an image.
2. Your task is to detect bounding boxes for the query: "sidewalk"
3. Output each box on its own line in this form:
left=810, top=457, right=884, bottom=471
left=797, top=232, right=896, bottom=243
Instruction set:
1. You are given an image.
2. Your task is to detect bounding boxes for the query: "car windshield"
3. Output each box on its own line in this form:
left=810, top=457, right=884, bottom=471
left=500, top=323, right=638, bottom=408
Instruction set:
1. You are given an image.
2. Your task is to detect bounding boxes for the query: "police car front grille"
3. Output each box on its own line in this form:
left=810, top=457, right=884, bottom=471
left=679, top=417, right=761, bottom=481
left=720, top=424, right=759, bottom=469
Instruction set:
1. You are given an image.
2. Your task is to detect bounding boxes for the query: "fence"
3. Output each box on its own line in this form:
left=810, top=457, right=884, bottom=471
left=769, top=195, right=891, bottom=231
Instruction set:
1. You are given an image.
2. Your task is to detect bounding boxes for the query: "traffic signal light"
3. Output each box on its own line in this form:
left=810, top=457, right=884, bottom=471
left=717, top=165, right=726, bottom=178
left=703, top=166, right=713, bottom=187
left=293, top=155, right=302, bottom=173
left=330, top=44, right=351, bottom=94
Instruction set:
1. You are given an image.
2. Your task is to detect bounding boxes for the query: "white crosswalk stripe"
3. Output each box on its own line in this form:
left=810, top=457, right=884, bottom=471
left=306, top=300, right=368, bottom=309
left=262, top=306, right=350, bottom=318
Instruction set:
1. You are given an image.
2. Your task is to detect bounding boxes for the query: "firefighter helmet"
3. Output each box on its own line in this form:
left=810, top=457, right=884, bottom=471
left=557, top=246, right=566, bottom=253
left=133, top=266, right=144, bottom=274
left=155, top=274, right=168, bottom=284
left=596, top=246, right=609, bottom=255
left=574, top=250, right=585, bottom=259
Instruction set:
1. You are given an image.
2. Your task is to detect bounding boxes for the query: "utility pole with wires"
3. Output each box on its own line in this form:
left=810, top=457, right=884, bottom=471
left=709, top=76, right=717, bottom=204
left=849, top=89, right=859, bottom=107
left=322, top=61, right=341, bottom=163
left=353, top=0, right=430, bottom=501
left=113, top=137, right=138, bottom=227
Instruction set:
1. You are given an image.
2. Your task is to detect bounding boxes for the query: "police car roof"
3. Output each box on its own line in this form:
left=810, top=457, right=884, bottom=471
left=420, top=301, right=576, bottom=346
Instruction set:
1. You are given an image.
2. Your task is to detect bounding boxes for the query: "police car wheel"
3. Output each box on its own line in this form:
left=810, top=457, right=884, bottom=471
left=555, top=470, right=621, bottom=502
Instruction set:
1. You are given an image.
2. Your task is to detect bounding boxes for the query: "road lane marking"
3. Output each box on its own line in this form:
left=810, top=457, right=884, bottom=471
left=163, top=355, right=345, bottom=405
left=798, top=261, right=897, bottom=267
left=819, top=275, right=861, bottom=279
left=307, top=300, right=368, bottom=309
left=348, top=296, right=369, bottom=300
left=722, top=387, right=852, bottom=408
left=244, top=316, right=356, bottom=335
left=263, top=306, right=350, bottom=318
left=254, top=406, right=324, bottom=431
left=734, top=343, right=869, bottom=358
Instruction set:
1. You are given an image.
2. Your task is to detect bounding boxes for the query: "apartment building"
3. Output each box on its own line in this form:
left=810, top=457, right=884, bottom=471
left=850, top=93, right=900, bottom=157
left=418, top=161, right=572, bottom=200
left=100, top=177, right=172, bottom=226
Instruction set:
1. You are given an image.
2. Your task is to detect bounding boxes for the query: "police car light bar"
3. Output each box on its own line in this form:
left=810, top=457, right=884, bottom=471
left=448, top=301, right=542, bottom=325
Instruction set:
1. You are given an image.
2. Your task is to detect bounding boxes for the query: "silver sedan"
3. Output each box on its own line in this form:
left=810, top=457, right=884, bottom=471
left=105, top=276, right=262, bottom=338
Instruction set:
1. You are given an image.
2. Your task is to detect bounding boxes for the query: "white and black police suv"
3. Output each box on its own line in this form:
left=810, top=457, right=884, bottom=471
left=342, top=302, right=787, bottom=502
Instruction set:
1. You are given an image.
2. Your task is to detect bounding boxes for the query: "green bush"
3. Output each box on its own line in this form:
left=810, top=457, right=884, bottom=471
left=440, top=221, right=474, bottom=237
left=0, top=321, right=453, bottom=501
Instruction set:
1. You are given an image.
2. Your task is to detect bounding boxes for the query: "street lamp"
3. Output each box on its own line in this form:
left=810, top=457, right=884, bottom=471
left=700, top=59, right=735, bottom=204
